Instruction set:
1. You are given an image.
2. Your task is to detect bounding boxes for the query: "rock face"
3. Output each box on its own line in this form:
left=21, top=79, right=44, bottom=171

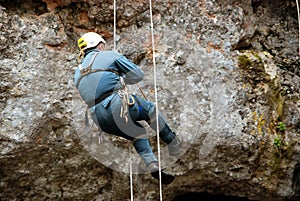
left=0, top=0, right=299, bottom=200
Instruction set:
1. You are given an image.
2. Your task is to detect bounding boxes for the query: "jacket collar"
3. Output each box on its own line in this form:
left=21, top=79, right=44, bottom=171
left=84, top=49, right=100, bottom=57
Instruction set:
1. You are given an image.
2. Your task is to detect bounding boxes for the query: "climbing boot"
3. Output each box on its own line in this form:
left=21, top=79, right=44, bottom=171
left=147, top=162, right=175, bottom=185
left=167, top=135, right=182, bottom=157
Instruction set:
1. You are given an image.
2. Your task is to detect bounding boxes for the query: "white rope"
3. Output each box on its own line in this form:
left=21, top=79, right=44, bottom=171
left=113, top=0, right=162, bottom=199
left=113, top=0, right=117, bottom=50
left=129, top=147, right=134, bottom=201
left=148, top=0, right=163, bottom=200
left=113, top=1, right=134, bottom=201
left=296, top=0, right=300, bottom=57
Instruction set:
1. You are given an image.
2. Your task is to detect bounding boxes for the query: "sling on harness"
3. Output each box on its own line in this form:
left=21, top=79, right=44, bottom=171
left=118, top=76, right=135, bottom=123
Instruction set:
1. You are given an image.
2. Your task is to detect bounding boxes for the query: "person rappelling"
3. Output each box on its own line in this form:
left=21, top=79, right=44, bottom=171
left=74, top=32, right=181, bottom=185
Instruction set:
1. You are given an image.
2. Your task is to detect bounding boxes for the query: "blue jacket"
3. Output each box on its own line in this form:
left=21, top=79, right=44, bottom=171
left=74, top=49, right=144, bottom=107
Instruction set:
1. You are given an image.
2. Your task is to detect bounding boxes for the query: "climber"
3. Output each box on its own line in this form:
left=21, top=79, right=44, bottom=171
left=74, top=32, right=181, bottom=185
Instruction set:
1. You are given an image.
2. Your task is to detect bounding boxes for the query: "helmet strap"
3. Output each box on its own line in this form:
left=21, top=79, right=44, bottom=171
left=77, top=49, right=85, bottom=62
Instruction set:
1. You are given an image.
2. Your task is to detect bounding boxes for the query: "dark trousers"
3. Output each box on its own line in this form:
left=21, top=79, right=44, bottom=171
left=91, top=94, right=175, bottom=165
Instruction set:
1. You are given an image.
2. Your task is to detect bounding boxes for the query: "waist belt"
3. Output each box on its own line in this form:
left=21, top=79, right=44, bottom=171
left=87, top=91, right=114, bottom=108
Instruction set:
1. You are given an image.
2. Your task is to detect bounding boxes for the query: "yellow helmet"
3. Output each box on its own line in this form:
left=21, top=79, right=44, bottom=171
left=77, top=32, right=106, bottom=51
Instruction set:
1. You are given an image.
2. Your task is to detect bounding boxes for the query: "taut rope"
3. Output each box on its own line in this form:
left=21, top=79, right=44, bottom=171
left=148, top=0, right=163, bottom=200
left=113, top=1, right=134, bottom=200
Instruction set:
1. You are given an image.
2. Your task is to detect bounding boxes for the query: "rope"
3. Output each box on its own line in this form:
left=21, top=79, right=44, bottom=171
left=113, top=0, right=133, bottom=201
left=113, top=0, right=117, bottom=50
left=136, top=83, right=148, bottom=100
left=113, top=1, right=162, bottom=200
left=129, top=147, right=134, bottom=201
left=148, top=0, right=163, bottom=200
left=113, top=2, right=134, bottom=201
left=296, top=0, right=300, bottom=57
left=117, top=77, right=132, bottom=123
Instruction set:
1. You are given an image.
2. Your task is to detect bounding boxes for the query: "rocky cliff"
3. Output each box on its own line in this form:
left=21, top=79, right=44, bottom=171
left=0, top=0, right=299, bottom=200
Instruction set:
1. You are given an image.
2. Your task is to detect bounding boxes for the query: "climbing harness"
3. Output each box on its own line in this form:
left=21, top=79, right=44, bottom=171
left=76, top=52, right=119, bottom=89
left=76, top=51, right=134, bottom=123
left=76, top=51, right=119, bottom=146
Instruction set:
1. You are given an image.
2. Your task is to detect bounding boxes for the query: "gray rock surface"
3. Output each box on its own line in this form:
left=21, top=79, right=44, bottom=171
left=0, top=0, right=299, bottom=200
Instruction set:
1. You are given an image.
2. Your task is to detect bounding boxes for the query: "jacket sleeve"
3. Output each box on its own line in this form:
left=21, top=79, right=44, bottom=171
left=115, top=56, right=144, bottom=85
